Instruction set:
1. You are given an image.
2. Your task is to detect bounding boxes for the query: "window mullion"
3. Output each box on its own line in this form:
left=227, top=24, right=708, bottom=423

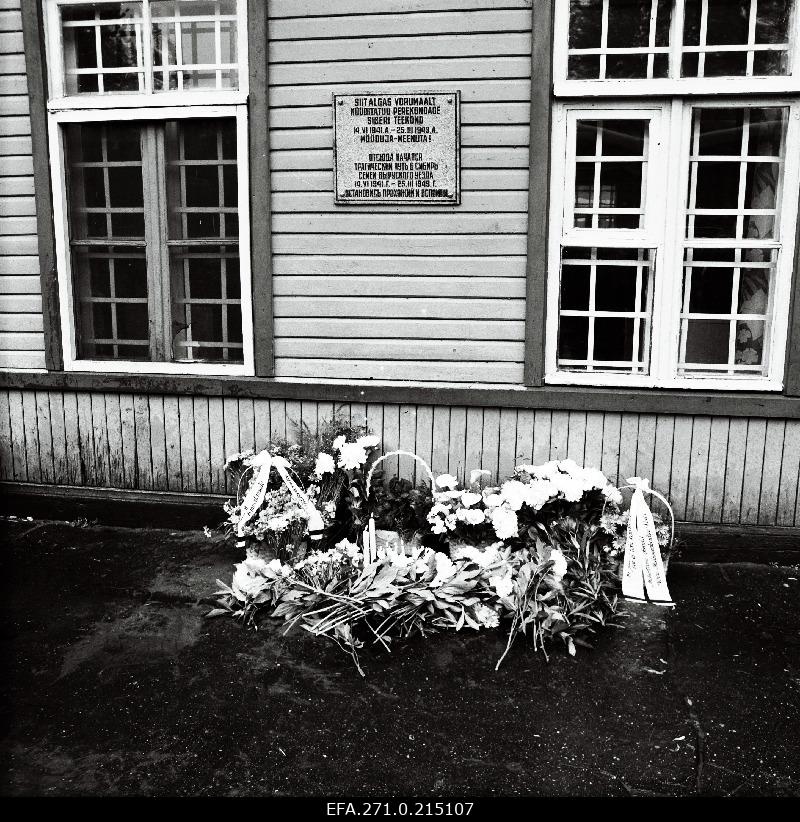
left=141, top=0, right=153, bottom=95
left=698, top=0, right=709, bottom=78
left=669, top=0, right=685, bottom=80
left=599, top=0, right=609, bottom=80
left=142, top=124, right=170, bottom=362
left=653, top=99, right=687, bottom=383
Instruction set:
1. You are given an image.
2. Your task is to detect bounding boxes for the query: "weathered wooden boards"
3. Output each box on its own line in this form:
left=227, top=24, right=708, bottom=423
left=267, top=2, right=533, bottom=383
left=0, top=1, right=44, bottom=369
left=1, top=388, right=798, bottom=527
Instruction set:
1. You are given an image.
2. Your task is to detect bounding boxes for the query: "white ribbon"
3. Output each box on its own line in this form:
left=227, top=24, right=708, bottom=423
left=619, top=477, right=675, bottom=607
left=237, top=450, right=324, bottom=540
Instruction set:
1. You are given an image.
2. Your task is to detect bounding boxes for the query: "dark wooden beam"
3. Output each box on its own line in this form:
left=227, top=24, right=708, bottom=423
left=248, top=0, right=275, bottom=377
left=2, top=369, right=800, bottom=418
left=784, top=163, right=800, bottom=395
left=19, top=0, right=62, bottom=371
left=523, top=0, right=554, bottom=386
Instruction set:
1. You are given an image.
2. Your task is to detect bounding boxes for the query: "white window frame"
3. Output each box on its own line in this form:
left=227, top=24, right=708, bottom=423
left=548, top=102, right=674, bottom=387
left=546, top=98, right=800, bottom=390
left=44, top=0, right=253, bottom=376
left=554, top=0, right=800, bottom=97
left=44, top=0, right=248, bottom=110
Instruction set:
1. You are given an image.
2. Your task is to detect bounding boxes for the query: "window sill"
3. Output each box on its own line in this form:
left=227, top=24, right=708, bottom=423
left=64, top=361, right=252, bottom=378
left=1, top=370, right=799, bottom=419
left=544, top=373, right=783, bottom=392
left=47, top=91, right=249, bottom=112
left=554, top=78, right=800, bottom=98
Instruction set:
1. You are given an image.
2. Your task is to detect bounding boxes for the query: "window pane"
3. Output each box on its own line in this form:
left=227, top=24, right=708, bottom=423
left=564, top=0, right=795, bottom=81
left=682, top=107, right=784, bottom=377
left=66, top=123, right=145, bottom=240
left=573, top=119, right=648, bottom=229
left=567, top=0, right=672, bottom=79
left=165, top=118, right=243, bottom=363
left=682, top=0, right=793, bottom=77
left=686, top=108, right=786, bottom=242
left=679, top=247, right=777, bottom=375
left=72, top=246, right=150, bottom=359
left=62, top=3, right=144, bottom=94
left=65, top=121, right=150, bottom=360
left=151, top=0, right=239, bottom=91
left=557, top=246, right=654, bottom=373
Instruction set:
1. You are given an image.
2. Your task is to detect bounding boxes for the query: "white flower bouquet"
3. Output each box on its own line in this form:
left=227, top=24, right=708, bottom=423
left=211, top=431, right=668, bottom=676
left=426, top=459, right=623, bottom=545
left=211, top=518, right=623, bottom=676
left=220, top=417, right=381, bottom=562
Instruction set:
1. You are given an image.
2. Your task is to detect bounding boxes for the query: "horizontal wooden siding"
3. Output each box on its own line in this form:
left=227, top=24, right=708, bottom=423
left=0, top=0, right=44, bottom=369
left=268, top=0, right=533, bottom=383
left=1, top=387, right=799, bottom=527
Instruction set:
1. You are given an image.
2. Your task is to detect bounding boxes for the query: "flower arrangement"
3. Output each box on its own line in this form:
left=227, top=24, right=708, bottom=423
left=599, top=508, right=674, bottom=562
left=209, top=426, right=674, bottom=675
left=220, top=415, right=380, bottom=562
left=212, top=526, right=621, bottom=676
left=426, top=459, right=623, bottom=545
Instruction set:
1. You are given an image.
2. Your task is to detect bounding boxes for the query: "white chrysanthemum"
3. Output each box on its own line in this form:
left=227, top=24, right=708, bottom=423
left=224, top=449, right=255, bottom=470
left=464, top=507, right=486, bottom=525
left=435, top=473, right=459, bottom=490
left=337, top=442, right=368, bottom=470
left=460, top=491, right=482, bottom=508
left=532, top=460, right=560, bottom=480
left=490, top=568, right=514, bottom=599
left=313, top=452, right=336, bottom=477
left=557, top=459, right=581, bottom=476
left=231, top=559, right=270, bottom=599
left=335, top=538, right=362, bottom=559
left=432, top=552, right=456, bottom=586
left=581, top=467, right=609, bottom=491
left=483, top=493, right=503, bottom=508
left=332, top=435, right=347, bottom=451
left=355, top=434, right=380, bottom=449
left=523, top=479, right=559, bottom=511
left=489, top=506, right=518, bottom=540
left=549, top=547, right=568, bottom=582
left=267, top=515, right=289, bottom=532
left=551, top=473, right=584, bottom=502
left=603, top=486, right=624, bottom=505
left=474, top=602, right=500, bottom=629
left=451, top=543, right=499, bottom=567
left=499, top=479, right=527, bottom=511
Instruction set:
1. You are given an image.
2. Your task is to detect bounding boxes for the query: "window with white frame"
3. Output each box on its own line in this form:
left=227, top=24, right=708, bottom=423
left=44, top=0, right=252, bottom=375
left=549, top=1, right=800, bottom=390
left=559, top=0, right=800, bottom=89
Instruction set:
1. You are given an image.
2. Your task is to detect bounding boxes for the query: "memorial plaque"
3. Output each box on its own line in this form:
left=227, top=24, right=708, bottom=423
left=333, top=91, right=460, bottom=205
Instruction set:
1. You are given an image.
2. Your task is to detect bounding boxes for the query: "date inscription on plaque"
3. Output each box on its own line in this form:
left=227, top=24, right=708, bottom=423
left=333, top=91, right=460, bottom=205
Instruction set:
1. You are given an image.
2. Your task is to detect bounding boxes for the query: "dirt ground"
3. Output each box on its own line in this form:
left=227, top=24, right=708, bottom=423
left=0, top=517, right=798, bottom=797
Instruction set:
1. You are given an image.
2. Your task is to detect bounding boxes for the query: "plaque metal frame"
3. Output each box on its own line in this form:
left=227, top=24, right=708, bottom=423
left=332, top=90, right=461, bottom=206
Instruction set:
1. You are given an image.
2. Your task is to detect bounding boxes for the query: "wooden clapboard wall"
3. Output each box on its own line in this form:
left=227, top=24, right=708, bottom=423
left=0, top=0, right=44, bottom=370
left=1, top=388, right=799, bottom=527
left=268, top=0, right=532, bottom=383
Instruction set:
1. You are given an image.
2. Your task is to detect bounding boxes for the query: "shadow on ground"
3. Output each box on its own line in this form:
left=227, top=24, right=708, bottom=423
left=0, top=518, right=798, bottom=797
